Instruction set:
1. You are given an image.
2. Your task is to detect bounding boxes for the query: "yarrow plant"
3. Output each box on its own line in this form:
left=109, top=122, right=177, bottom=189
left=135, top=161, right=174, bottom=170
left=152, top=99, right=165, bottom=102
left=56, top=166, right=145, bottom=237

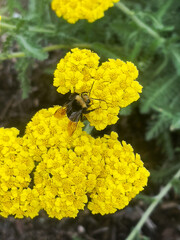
left=0, top=48, right=149, bottom=219
left=0, top=107, right=149, bottom=219
left=51, top=0, right=119, bottom=23
left=53, top=48, right=142, bottom=130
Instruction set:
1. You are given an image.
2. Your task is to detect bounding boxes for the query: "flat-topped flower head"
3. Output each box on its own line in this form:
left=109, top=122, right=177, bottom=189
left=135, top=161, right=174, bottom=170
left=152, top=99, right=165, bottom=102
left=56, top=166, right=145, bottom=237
left=51, top=0, right=119, bottom=23
left=54, top=48, right=100, bottom=94
left=32, top=128, right=149, bottom=219
left=25, top=109, right=149, bottom=219
left=24, top=108, right=149, bottom=219
left=0, top=110, right=149, bottom=219
left=53, top=48, right=142, bottom=130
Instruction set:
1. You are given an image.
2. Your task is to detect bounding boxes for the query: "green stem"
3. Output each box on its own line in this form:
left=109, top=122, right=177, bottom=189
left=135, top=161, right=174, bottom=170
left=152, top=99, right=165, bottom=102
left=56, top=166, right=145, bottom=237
left=29, top=26, right=55, bottom=34
left=83, top=122, right=94, bottom=134
left=0, top=43, right=92, bottom=61
left=1, top=21, right=55, bottom=34
left=126, top=168, right=180, bottom=240
left=115, top=2, right=164, bottom=41
left=1, top=22, right=16, bottom=30
left=1, top=15, right=56, bottom=34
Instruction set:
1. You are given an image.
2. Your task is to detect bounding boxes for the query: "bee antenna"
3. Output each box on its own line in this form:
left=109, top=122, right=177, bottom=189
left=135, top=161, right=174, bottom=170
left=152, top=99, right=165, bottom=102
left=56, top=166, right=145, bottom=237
left=90, top=97, right=107, bottom=103
left=89, top=81, right=95, bottom=97
left=81, top=81, right=95, bottom=97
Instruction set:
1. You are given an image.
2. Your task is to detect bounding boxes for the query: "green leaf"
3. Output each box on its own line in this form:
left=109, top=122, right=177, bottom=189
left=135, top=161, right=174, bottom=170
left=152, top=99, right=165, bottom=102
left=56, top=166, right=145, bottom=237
left=171, top=48, right=180, bottom=76
left=157, top=131, right=174, bottom=161
left=140, top=76, right=178, bottom=114
left=119, top=105, right=132, bottom=116
left=151, top=163, right=180, bottom=185
left=135, top=194, right=155, bottom=205
left=170, top=113, right=180, bottom=131
left=83, top=121, right=94, bottom=134
left=157, top=0, right=173, bottom=22
left=145, top=112, right=171, bottom=141
left=16, top=35, right=48, bottom=60
left=6, top=0, right=25, bottom=15
left=172, top=179, right=180, bottom=195
left=91, top=42, right=123, bottom=60
left=15, top=58, right=33, bottom=99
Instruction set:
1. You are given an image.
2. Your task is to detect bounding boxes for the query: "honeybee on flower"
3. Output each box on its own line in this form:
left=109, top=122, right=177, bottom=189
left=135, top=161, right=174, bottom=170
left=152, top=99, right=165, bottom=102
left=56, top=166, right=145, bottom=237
left=53, top=48, right=142, bottom=131
left=54, top=92, right=93, bottom=135
left=0, top=109, right=150, bottom=219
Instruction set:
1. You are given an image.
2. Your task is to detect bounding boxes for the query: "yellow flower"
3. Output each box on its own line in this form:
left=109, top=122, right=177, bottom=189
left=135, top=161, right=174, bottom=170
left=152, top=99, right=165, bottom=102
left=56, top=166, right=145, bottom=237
left=51, top=0, right=119, bottom=23
left=0, top=106, right=149, bottom=219
left=87, top=132, right=150, bottom=215
left=25, top=106, right=84, bottom=154
left=54, top=48, right=100, bottom=94
left=53, top=48, right=142, bottom=130
left=0, top=128, right=34, bottom=189
left=25, top=109, right=149, bottom=218
left=33, top=147, right=89, bottom=219
left=0, top=128, right=41, bottom=218
left=0, top=188, right=41, bottom=218
left=0, top=127, right=19, bottom=148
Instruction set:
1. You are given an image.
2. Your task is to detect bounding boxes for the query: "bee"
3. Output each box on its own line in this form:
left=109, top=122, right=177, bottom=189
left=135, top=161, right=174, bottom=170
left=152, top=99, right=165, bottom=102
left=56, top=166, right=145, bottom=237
left=54, top=92, right=96, bottom=136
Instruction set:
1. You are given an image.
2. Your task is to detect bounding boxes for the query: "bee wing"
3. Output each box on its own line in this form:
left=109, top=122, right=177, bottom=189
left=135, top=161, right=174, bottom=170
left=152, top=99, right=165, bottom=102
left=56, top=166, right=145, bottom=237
left=68, top=121, right=78, bottom=136
left=68, top=110, right=82, bottom=122
left=54, top=107, right=66, bottom=119
left=69, top=93, right=77, bottom=100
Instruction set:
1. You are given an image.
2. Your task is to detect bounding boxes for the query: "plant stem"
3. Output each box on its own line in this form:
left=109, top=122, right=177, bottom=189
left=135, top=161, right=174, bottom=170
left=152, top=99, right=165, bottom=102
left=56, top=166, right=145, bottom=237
left=115, top=2, right=164, bottom=41
left=126, top=168, right=180, bottom=240
left=83, top=122, right=94, bottom=134
left=1, top=19, right=55, bottom=33
left=1, top=22, right=16, bottom=30
left=0, top=43, right=92, bottom=61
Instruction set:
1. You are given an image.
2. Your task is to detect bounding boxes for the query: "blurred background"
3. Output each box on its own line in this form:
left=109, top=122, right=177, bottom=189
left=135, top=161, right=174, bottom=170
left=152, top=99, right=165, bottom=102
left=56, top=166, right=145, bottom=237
left=0, top=0, right=180, bottom=239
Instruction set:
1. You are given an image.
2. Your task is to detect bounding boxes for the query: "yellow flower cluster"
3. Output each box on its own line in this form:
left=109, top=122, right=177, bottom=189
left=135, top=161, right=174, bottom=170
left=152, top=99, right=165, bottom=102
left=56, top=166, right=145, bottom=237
left=0, top=107, right=150, bottom=219
left=25, top=106, right=84, bottom=151
left=54, top=48, right=100, bottom=94
left=51, top=0, right=119, bottom=23
left=0, top=128, right=40, bottom=218
left=53, top=48, right=142, bottom=130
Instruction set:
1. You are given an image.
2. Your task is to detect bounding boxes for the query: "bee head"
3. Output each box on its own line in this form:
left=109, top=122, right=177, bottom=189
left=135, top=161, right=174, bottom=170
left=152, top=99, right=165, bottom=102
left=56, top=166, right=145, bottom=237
left=81, top=93, right=90, bottom=105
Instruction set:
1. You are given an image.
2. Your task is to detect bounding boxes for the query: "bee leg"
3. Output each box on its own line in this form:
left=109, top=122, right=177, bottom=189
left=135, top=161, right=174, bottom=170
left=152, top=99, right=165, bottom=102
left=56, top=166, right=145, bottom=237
left=84, top=105, right=108, bottom=113
left=83, top=109, right=96, bottom=114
